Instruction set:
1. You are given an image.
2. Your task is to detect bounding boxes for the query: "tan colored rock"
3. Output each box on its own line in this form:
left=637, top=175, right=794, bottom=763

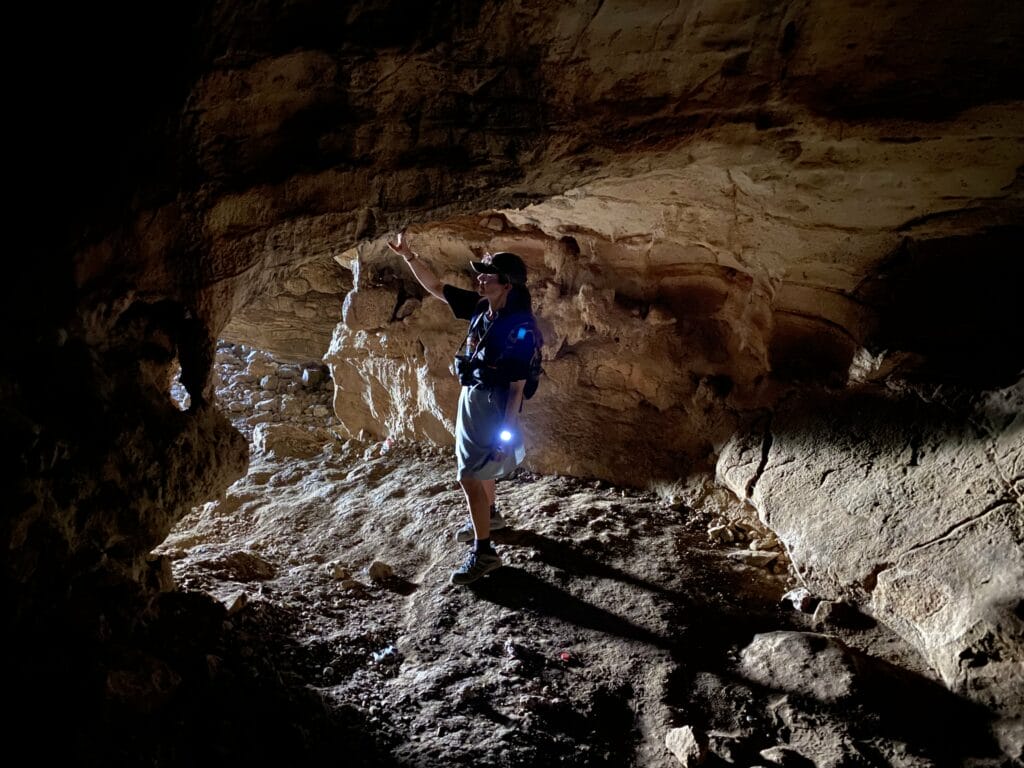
left=222, top=256, right=352, bottom=362
left=326, top=562, right=351, bottom=580
left=665, top=725, right=707, bottom=766
left=740, top=632, right=858, bottom=703
left=717, top=379, right=1024, bottom=751
left=252, top=423, right=333, bottom=459
left=367, top=561, right=394, bottom=582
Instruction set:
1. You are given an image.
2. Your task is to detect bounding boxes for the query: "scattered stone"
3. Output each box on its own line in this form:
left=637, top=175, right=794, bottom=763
left=503, top=639, right=524, bottom=659
left=246, top=357, right=276, bottom=379
left=196, top=551, right=277, bottom=581
left=812, top=600, right=836, bottom=628
left=665, top=725, right=707, bottom=766
left=727, top=549, right=779, bottom=568
left=210, top=343, right=336, bottom=445
left=739, top=632, right=858, bottom=702
left=705, top=731, right=744, bottom=764
left=253, top=423, right=332, bottom=459
left=708, top=524, right=733, bottom=543
left=760, top=745, right=814, bottom=767
left=279, top=395, right=304, bottom=417
left=371, top=645, right=401, bottom=665
left=226, top=592, right=248, bottom=615
left=327, top=562, right=351, bottom=580
left=367, top=560, right=394, bottom=582
left=782, top=587, right=818, bottom=613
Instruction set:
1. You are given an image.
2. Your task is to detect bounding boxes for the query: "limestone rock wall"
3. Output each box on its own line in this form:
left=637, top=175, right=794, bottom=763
left=220, top=256, right=352, bottom=362
left=716, top=381, right=1024, bottom=756
left=324, top=217, right=744, bottom=483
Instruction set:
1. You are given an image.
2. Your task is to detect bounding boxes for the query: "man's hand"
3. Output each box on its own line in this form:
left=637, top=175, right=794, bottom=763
left=388, top=231, right=446, bottom=301
left=489, top=425, right=516, bottom=462
left=386, top=230, right=415, bottom=260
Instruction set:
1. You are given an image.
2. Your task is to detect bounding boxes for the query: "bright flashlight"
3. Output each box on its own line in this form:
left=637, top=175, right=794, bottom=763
left=499, top=429, right=512, bottom=443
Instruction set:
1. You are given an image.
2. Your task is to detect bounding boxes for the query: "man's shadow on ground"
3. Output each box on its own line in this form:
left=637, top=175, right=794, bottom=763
left=469, top=566, right=671, bottom=649
left=493, top=527, right=686, bottom=599
left=466, top=527, right=692, bottom=649
left=476, top=527, right=795, bottom=654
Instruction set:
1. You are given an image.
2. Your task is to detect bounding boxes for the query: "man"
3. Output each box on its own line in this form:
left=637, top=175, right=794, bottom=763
left=387, top=232, right=539, bottom=585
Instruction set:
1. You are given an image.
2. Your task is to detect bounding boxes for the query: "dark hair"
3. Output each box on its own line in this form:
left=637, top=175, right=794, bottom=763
left=504, top=283, right=533, bottom=315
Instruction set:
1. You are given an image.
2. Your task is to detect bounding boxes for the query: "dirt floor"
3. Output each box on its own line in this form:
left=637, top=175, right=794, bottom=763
left=152, top=450, right=1006, bottom=767
left=144, top=346, right=1010, bottom=768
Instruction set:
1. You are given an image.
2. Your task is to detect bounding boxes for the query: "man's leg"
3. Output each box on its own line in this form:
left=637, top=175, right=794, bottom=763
left=460, top=476, right=491, bottom=541
left=455, top=477, right=501, bottom=544
left=452, top=476, right=502, bottom=585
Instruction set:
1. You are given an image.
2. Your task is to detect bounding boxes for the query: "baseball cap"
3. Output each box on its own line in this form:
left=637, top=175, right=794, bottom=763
left=470, top=252, right=528, bottom=286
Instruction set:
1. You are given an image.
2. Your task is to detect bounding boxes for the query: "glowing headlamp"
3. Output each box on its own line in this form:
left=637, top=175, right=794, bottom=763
left=499, top=429, right=513, bottom=443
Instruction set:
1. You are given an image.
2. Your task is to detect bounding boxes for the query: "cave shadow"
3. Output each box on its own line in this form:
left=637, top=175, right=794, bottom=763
left=167, top=593, right=402, bottom=768
left=855, top=226, right=1024, bottom=390
left=16, top=585, right=403, bottom=768
left=662, top=628, right=1005, bottom=767
left=849, top=649, right=1005, bottom=766
left=755, top=376, right=1023, bottom=477
left=688, top=651, right=1004, bottom=768
left=660, top=549, right=1005, bottom=768
left=492, top=527, right=687, bottom=600
left=469, top=567, right=672, bottom=650
left=378, top=574, right=419, bottom=595
left=758, top=227, right=1024, bottom=393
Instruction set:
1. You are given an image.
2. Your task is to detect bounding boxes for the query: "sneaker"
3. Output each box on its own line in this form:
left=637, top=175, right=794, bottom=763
left=455, top=507, right=506, bottom=543
left=450, top=549, right=503, bottom=585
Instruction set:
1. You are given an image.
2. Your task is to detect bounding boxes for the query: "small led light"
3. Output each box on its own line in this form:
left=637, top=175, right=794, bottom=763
left=499, top=429, right=512, bottom=442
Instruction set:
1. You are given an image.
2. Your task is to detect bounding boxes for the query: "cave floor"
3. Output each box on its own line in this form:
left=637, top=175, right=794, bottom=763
left=148, top=437, right=1001, bottom=768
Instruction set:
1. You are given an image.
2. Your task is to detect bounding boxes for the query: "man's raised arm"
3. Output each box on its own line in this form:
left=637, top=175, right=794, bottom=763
left=387, top=231, right=447, bottom=302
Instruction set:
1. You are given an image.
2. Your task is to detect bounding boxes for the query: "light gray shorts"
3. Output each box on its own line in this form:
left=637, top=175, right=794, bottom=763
left=455, top=385, right=525, bottom=481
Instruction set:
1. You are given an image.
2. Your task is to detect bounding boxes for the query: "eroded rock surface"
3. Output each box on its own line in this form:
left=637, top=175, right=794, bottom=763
left=717, top=379, right=1024, bottom=756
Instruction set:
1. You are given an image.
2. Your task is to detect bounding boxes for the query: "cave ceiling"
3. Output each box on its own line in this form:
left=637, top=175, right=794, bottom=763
left=25, top=1, right=1021, bottom=378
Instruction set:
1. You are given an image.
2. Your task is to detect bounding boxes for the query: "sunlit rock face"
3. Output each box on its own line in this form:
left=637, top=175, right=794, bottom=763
left=8, top=0, right=1024, bottom=761
left=325, top=219, right=747, bottom=482
left=323, top=115, right=1024, bottom=483
left=717, top=381, right=1024, bottom=755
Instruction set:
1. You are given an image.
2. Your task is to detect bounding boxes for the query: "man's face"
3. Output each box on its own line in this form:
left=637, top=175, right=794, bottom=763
left=476, top=272, right=509, bottom=301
